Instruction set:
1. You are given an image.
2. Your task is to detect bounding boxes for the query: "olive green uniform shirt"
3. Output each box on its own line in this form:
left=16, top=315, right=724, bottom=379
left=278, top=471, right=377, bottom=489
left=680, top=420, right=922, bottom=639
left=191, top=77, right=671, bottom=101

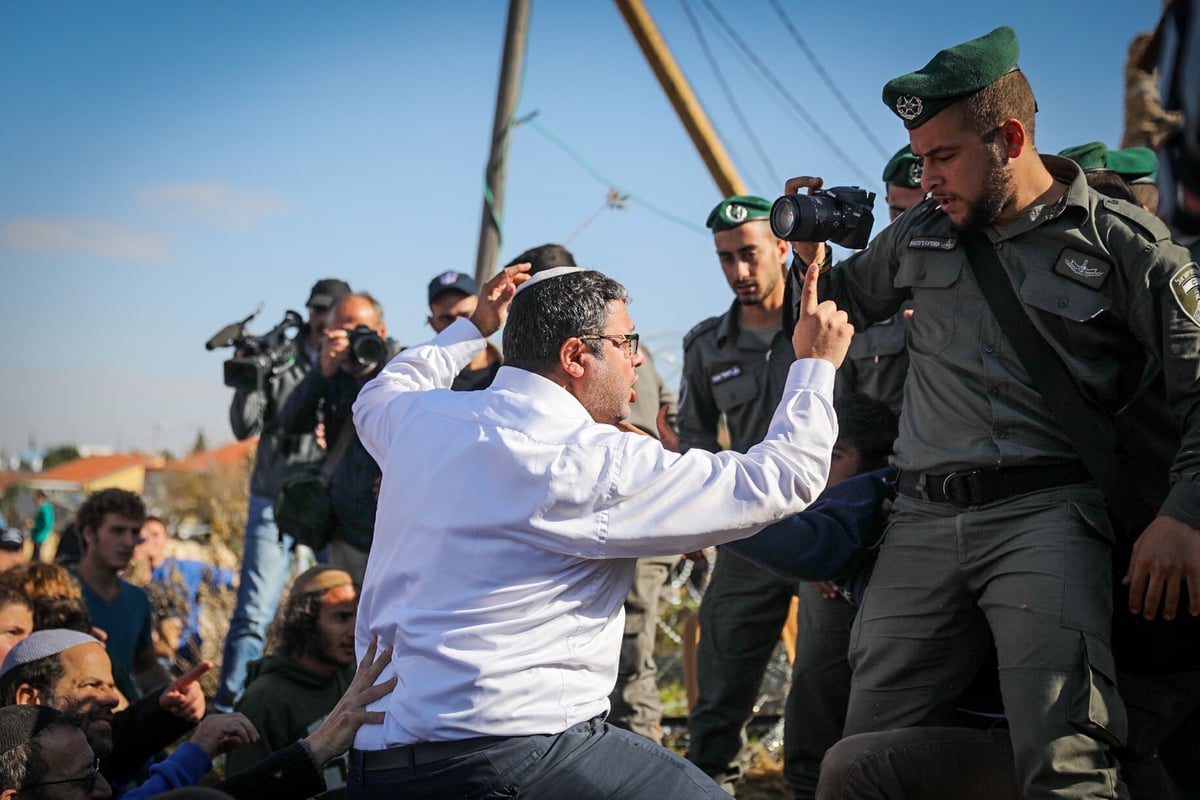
left=677, top=299, right=796, bottom=454
left=819, top=154, right=1200, bottom=526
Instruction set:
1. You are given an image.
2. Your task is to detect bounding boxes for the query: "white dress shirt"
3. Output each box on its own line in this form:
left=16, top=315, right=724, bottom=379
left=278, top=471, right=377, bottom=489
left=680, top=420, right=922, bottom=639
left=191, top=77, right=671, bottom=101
left=351, top=317, right=836, bottom=748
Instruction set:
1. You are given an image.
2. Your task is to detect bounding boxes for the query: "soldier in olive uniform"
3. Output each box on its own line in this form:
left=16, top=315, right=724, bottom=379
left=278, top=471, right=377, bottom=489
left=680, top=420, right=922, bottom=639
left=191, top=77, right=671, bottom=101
left=786, top=26, right=1200, bottom=798
left=680, top=195, right=799, bottom=791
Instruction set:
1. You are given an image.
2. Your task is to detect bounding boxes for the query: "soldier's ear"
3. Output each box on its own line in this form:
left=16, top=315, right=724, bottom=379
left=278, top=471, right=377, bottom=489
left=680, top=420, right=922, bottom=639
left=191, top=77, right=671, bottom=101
left=998, top=118, right=1026, bottom=159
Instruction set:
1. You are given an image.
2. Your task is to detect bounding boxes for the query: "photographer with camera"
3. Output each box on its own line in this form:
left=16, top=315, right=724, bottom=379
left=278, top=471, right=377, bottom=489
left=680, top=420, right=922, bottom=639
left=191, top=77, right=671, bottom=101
left=216, top=278, right=351, bottom=712
left=279, top=293, right=399, bottom=585
left=779, top=25, right=1200, bottom=797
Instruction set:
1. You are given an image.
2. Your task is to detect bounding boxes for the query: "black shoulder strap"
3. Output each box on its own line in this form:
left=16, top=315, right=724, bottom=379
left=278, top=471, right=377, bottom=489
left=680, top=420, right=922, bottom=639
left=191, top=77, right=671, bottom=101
left=958, top=229, right=1154, bottom=538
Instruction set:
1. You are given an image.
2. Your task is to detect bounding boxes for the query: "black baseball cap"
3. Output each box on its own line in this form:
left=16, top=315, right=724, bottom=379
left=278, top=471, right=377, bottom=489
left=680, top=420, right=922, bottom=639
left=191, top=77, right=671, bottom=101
left=307, top=279, right=352, bottom=309
left=428, top=271, right=478, bottom=304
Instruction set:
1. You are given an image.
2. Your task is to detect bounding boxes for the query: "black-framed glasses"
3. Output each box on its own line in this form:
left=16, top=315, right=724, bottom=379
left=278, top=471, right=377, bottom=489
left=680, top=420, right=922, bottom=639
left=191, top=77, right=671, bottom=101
left=578, top=333, right=639, bottom=356
left=23, top=759, right=101, bottom=792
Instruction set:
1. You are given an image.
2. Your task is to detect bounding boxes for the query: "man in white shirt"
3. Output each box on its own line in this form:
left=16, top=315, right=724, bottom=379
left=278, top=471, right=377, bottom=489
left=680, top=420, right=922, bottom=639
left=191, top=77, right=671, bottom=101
left=346, top=262, right=852, bottom=799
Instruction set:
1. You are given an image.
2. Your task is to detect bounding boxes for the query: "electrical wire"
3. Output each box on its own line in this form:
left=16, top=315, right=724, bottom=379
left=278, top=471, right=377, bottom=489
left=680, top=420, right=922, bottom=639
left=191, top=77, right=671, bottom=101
left=694, top=0, right=878, bottom=190
left=678, top=0, right=779, bottom=192
left=766, top=0, right=891, bottom=161
left=520, top=117, right=709, bottom=235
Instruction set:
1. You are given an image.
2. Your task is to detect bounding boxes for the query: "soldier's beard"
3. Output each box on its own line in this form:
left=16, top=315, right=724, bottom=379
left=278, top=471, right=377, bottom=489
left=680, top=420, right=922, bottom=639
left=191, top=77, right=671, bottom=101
left=959, top=148, right=1015, bottom=231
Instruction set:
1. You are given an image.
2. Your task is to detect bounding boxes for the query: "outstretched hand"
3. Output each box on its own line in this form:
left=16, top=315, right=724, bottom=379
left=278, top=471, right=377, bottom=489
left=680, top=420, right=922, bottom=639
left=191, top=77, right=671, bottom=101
left=470, top=263, right=532, bottom=337
left=159, top=661, right=211, bottom=723
left=792, top=261, right=853, bottom=367
left=305, top=636, right=398, bottom=765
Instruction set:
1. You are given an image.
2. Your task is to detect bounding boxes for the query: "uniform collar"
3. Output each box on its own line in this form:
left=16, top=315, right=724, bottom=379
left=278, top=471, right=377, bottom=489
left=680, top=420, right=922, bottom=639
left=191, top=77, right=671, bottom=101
left=988, top=154, right=1089, bottom=241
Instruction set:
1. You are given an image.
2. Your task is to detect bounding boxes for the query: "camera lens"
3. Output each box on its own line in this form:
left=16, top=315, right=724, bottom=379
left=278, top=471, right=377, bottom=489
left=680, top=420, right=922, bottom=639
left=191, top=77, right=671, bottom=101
left=771, top=197, right=800, bottom=240
left=772, top=194, right=842, bottom=242
left=350, top=330, right=386, bottom=366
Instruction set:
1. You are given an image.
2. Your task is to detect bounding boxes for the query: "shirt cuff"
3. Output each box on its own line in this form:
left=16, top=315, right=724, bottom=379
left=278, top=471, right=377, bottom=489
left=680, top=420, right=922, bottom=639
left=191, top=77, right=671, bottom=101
left=786, top=357, right=836, bottom=396
left=1160, top=481, right=1200, bottom=529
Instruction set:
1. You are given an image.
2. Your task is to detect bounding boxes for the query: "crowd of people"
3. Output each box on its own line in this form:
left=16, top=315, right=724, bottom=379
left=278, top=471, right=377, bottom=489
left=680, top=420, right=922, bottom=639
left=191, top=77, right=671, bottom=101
left=4, top=8, right=1200, bottom=800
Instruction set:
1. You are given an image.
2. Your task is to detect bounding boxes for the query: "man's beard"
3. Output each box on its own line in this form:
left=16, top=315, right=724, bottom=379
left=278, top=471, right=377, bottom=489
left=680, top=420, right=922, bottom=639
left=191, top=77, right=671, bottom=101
left=958, top=150, right=1014, bottom=231
left=60, top=699, right=114, bottom=757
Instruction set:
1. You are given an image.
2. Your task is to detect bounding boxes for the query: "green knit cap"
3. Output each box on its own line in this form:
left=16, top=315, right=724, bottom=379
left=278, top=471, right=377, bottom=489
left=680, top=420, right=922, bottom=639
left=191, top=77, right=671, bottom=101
left=706, top=195, right=772, bottom=232
left=882, top=145, right=923, bottom=188
left=882, top=26, right=1021, bottom=129
left=1058, top=141, right=1109, bottom=171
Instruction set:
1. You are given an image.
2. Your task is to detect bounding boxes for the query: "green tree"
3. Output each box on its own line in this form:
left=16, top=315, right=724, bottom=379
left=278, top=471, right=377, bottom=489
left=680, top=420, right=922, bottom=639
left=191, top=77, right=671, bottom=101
left=42, top=445, right=80, bottom=470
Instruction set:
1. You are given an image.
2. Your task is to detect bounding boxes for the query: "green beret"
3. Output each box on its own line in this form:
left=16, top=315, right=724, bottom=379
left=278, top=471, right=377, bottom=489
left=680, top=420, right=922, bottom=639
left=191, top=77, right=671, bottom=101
left=706, top=195, right=773, bottom=232
left=1058, top=142, right=1109, bottom=171
left=1106, top=147, right=1158, bottom=183
left=882, top=26, right=1020, bottom=129
left=882, top=145, right=923, bottom=188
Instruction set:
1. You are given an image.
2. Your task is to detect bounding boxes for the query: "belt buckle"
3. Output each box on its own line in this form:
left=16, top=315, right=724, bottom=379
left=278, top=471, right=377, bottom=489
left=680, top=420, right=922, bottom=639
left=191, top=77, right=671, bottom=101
left=941, top=470, right=979, bottom=508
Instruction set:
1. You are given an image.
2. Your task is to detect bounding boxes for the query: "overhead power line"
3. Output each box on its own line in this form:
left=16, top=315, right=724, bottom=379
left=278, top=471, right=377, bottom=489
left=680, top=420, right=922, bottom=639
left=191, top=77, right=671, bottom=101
left=694, top=0, right=877, bottom=189
left=678, top=0, right=779, bottom=191
left=767, top=0, right=891, bottom=160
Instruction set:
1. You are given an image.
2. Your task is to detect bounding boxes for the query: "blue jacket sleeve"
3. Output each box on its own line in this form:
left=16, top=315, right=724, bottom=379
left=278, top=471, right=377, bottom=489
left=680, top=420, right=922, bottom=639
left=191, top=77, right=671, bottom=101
left=117, top=742, right=212, bottom=800
left=723, top=468, right=895, bottom=580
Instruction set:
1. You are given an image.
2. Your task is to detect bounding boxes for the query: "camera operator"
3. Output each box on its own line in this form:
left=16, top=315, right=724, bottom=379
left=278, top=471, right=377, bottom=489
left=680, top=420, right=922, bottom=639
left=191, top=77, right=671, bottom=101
left=279, top=293, right=400, bottom=585
left=216, top=278, right=351, bottom=712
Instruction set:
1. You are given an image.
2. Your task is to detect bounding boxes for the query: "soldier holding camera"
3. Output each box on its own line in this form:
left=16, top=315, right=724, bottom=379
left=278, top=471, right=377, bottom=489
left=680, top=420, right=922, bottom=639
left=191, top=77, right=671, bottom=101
left=216, top=277, right=351, bottom=712
left=678, top=195, right=802, bottom=792
left=279, top=292, right=399, bottom=585
left=781, top=25, right=1200, bottom=797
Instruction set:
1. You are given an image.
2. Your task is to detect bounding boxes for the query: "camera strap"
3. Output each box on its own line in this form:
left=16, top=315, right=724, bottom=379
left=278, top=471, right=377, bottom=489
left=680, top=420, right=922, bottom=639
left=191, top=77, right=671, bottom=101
left=958, top=228, right=1154, bottom=537
left=320, top=418, right=358, bottom=484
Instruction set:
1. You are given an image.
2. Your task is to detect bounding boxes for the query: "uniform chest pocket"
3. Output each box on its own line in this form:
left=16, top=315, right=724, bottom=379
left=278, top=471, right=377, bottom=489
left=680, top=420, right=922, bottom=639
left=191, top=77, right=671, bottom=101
left=893, top=250, right=966, bottom=356
left=711, top=370, right=759, bottom=412
left=1019, top=269, right=1111, bottom=323
left=848, top=315, right=907, bottom=360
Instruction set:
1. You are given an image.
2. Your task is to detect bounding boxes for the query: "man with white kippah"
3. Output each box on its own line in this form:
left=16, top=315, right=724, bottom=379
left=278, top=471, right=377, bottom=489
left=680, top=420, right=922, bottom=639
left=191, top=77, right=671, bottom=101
left=346, top=261, right=853, bottom=798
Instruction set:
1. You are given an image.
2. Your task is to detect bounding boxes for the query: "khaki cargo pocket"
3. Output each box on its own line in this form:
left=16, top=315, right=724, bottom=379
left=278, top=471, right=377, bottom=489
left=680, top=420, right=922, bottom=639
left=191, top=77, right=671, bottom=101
left=1070, top=630, right=1128, bottom=749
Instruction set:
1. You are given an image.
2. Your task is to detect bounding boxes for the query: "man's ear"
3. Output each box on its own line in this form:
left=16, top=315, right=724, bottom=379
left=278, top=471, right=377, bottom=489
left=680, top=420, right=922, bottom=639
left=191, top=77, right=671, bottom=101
left=558, top=337, right=588, bottom=379
left=3, top=787, right=21, bottom=800
left=14, top=684, right=42, bottom=705
left=999, top=118, right=1026, bottom=159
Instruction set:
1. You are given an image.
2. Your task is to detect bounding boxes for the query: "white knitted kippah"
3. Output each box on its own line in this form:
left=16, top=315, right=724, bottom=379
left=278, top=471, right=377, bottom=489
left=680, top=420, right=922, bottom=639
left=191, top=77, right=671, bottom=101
left=0, top=629, right=102, bottom=678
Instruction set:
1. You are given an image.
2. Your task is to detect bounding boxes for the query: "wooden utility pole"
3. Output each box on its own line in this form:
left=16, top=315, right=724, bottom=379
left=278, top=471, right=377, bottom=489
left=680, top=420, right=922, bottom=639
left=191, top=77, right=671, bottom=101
left=614, top=0, right=747, bottom=198
left=474, top=0, right=532, bottom=286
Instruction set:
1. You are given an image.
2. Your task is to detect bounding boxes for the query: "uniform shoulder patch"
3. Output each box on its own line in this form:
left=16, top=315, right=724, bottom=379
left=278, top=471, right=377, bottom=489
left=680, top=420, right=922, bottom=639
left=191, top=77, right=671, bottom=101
left=1169, top=262, right=1200, bottom=328
left=1099, top=195, right=1172, bottom=243
left=683, top=316, right=722, bottom=350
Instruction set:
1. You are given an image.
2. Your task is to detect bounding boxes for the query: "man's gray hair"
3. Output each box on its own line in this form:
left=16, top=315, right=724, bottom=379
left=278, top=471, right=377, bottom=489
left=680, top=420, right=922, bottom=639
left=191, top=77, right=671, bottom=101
left=502, top=270, right=630, bottom=376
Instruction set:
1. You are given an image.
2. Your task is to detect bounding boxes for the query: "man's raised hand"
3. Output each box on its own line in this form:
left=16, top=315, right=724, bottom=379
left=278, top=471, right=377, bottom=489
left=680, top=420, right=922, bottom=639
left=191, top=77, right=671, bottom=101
left=792, top=261, right=853, bottom=367
left=470, top=262, right=532, bottom=337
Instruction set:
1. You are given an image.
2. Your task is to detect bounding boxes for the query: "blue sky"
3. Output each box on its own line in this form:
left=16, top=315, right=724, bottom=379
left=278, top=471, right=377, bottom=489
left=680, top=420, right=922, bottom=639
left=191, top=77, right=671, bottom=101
left=1, top=1, right=1160, bottom=458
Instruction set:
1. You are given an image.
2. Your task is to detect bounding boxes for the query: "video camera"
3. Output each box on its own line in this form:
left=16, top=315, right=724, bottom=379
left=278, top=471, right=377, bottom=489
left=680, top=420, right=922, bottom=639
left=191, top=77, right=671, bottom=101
left=205, top=307, right=305, bottom=391
left=770, top=186, right=876, bottom=250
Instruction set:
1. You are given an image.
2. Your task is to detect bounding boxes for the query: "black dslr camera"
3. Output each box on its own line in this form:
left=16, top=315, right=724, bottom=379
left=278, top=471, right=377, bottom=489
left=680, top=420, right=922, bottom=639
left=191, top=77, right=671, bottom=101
left=770, top=186, right=876, bottom=250
left=347, top=325, right=386, bottom=370
left=206, top=308, right=303, bottom=391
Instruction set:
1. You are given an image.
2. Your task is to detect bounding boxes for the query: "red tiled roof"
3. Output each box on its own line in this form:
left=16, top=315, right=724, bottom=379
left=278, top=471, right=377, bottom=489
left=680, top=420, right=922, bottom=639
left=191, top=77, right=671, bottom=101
left=159, top=438, right=257, bottom=472
left=0, top=472, right=27, bottom=492
left=37, top=453, right=160, bottom=484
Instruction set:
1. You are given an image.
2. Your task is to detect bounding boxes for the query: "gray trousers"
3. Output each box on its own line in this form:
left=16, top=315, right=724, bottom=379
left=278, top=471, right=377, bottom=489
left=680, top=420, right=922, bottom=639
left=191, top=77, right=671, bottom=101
left=846, top=486, right=1129, bottom=799
left=609, top=556, right=677, bottom=743
left=687, top=548, right=797, bottom=786
left=784, top=581, right=857, bottom=800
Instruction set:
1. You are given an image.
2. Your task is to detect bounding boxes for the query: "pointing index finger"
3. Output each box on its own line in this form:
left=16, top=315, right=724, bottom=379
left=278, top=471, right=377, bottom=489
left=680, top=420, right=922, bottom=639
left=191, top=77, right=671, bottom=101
left=800, top=261, right=821, bottom=318
left=171, top=661, right=213, bottom=691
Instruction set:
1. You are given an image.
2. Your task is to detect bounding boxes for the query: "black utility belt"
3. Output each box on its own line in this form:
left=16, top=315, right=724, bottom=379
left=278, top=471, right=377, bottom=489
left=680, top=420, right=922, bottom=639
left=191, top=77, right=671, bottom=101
left=350, top=735, right=509, bottom=771
left=896, top=462, right=1093, bottom=508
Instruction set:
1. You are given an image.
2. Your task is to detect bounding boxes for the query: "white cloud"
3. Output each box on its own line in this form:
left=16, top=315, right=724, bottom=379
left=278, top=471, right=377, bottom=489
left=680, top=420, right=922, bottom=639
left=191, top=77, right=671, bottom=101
left=0, top=216, right=169, bottom=263
left=140, top=181, right=288, bottom=229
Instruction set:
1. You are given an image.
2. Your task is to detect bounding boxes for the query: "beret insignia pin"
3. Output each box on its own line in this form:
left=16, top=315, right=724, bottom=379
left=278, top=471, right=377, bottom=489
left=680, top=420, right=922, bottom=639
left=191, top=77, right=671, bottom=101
left=896, top=95, right=923, bottom=121
left=726, top=203, right=748, bottom=223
